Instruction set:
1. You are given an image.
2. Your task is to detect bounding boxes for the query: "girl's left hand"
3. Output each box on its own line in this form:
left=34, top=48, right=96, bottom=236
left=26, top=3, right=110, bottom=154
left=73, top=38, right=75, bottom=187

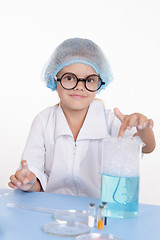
left=114, top=107, right=154, bottom=137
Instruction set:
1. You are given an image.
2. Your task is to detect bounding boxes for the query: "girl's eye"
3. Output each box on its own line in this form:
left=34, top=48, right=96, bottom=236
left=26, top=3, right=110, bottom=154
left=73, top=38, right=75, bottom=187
left=87, top=78, right=95, bottom=83
left=64, top=75, right=75, bottom=81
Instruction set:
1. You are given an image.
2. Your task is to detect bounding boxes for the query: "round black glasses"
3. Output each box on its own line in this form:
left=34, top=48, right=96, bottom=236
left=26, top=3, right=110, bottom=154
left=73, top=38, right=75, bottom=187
left=55, top=72, right=105, bottom=92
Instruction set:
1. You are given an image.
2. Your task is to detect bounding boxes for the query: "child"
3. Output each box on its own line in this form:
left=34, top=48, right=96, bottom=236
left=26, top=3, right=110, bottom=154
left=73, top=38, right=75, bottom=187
left=8, top=38, right=156, bottom=198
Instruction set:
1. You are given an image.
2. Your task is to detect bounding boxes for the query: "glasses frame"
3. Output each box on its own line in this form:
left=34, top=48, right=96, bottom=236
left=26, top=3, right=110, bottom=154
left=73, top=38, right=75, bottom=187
left=55, top=72, right=105, bottom=92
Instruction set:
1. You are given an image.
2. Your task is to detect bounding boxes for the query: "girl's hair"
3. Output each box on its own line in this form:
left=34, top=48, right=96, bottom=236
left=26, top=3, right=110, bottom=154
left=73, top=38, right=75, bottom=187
left=41, top=38, right=113, bottom=92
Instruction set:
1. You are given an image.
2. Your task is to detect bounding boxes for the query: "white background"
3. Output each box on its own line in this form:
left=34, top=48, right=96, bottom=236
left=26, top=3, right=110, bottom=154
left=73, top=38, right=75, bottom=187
left=0, top=0, right=160, bottom=205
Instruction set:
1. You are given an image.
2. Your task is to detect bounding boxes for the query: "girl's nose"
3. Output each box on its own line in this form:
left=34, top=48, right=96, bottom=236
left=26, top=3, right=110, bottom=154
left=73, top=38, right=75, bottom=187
left=75, top=80, right=85, bottom=90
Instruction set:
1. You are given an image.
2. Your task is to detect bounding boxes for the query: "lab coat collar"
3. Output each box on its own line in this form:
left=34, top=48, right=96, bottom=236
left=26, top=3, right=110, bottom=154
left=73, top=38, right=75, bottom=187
left=55, top=100, right=108, bottom=140
left=54, top=104, right=73, bottom=139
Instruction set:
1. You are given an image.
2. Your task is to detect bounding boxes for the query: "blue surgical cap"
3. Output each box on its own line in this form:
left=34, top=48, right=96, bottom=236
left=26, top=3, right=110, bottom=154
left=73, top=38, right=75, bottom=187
left=41, top=38, right=113, bottom=91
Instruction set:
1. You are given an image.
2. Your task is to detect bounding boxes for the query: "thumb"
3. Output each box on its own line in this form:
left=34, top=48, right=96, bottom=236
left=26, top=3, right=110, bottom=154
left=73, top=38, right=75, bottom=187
left=114, top=107, right=124, bottom=122
left=21, top=160, right=30, bottom=178
left=21, top=160, right=29, bottom=170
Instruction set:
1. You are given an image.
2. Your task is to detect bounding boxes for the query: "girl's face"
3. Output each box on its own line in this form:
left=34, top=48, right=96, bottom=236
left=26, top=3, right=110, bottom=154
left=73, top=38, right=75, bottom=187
left=56, top=63, right=97, bottom=113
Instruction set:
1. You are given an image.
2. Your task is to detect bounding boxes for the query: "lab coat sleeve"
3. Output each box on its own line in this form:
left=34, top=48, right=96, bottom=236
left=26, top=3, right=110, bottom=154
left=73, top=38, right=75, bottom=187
left=21, top=113, right=48, bottom=191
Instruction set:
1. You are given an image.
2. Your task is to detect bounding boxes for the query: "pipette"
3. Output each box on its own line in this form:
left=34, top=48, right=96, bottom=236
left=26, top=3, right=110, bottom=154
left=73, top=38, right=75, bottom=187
left=7, top=203, right=56, bottom=214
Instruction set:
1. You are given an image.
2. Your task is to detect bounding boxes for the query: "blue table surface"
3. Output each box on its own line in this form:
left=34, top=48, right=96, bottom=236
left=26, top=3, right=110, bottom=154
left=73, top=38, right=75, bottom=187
left=0, top=189, right=160, bottom=240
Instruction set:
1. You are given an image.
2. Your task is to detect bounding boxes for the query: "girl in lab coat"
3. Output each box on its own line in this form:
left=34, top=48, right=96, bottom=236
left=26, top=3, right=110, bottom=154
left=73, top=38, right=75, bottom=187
left=8, top=38, right=155, bottom=197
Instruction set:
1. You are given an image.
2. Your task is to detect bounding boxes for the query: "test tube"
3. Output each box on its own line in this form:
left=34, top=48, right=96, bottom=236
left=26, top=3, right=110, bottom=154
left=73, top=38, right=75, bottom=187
left=102, top=201, right=107, bottom=226
left=97, top=205, right=104, bottom=230
left=88, top=203, right=95, bottom=228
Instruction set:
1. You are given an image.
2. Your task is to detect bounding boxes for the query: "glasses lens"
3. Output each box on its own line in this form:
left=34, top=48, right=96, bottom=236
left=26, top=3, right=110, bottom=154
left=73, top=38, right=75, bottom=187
left=86, top=75, right=101, bottom=91
left=61, top=73, right=77, bottom=89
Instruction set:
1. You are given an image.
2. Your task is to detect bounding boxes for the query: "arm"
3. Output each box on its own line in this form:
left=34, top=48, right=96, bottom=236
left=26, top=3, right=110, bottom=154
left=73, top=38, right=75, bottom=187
left=114, top=108, right=156, bottom=153
left=20, top=111, right=48, bottom=191
left=8, top=160, right=42, bottom=192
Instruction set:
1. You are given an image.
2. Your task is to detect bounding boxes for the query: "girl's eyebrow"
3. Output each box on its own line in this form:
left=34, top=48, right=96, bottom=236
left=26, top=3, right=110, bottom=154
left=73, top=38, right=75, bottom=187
left=58, top=71, right=97, bottom=78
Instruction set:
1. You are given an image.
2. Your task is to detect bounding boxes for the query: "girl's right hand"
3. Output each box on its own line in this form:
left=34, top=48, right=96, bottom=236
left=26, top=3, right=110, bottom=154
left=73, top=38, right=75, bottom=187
left=8, top=160, right=39, bottom=191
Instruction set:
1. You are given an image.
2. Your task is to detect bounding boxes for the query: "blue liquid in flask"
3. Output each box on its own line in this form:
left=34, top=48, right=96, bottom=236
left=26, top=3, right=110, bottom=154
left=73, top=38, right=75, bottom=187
left=100, top=173, right=139, bottom=218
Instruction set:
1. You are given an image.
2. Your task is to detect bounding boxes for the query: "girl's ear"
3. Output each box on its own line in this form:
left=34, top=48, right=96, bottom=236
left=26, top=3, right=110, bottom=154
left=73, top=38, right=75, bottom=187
left=54, top=76, right=57, bottom=82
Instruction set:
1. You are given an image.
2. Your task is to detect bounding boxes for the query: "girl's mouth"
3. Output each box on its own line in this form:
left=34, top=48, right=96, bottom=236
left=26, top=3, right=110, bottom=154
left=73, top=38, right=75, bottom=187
left=69, top=94, right=86, bottom=99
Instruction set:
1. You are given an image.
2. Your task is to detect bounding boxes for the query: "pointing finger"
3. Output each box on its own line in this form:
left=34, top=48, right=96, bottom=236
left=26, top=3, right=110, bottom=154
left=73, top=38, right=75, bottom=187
left=114, top=107, right=124, bottom=122
left=148, top=119, right=154, bottom=128
left=118, top=118, right=129, bottom=137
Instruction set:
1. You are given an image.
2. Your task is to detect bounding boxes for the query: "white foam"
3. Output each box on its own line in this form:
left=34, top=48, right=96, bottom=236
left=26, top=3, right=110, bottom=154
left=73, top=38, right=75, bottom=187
left=102, top=136, right=144, bottom=177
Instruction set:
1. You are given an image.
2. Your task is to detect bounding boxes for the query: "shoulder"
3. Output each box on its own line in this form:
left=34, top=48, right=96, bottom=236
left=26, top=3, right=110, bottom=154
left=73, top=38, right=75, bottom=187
left=31, top=104, right=59, bottom=127
left=92, top=99, right=115, bottom=120
left=104, top=108, right=120, bottom=135
left=38, top=104, right=58, bottom=118
left=105, top=108, right=117, bottom=123
left=91, top=99, right=116, bottom=122
left=95, top=101, right=120, bottom=135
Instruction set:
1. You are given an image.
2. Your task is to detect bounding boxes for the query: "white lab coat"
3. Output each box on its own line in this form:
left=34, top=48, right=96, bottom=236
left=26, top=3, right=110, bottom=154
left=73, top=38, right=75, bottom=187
left=22, top=100, right=136, bottom=198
